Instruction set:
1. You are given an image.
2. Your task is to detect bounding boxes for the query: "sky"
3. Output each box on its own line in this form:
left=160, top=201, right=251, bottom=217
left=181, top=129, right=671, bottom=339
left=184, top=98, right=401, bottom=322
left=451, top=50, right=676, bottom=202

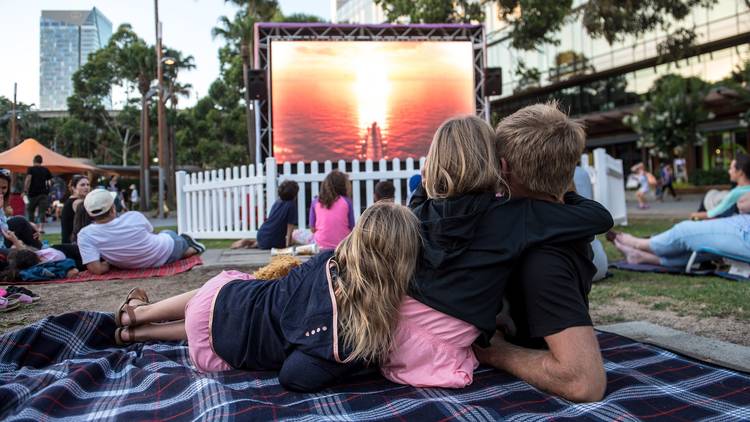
left=0, top=0, right=331, bottom=108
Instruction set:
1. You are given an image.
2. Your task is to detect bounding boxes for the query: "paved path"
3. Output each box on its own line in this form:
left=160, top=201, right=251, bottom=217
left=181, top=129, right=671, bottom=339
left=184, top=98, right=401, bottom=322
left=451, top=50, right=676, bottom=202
left=598, top=321, right=750, bottom=373
left=201, top=248, right=311, bottom=269
left=625, top=191, right=703, bottom=219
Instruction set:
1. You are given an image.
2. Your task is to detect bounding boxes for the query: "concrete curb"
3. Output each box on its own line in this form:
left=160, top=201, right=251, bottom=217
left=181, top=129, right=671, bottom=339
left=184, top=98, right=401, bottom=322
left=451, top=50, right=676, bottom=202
left=598, top=321, right=750, bottom=373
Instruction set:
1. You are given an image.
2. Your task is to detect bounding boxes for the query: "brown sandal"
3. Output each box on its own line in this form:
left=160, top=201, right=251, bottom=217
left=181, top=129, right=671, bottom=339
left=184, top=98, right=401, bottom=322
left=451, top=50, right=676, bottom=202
left=115, top=287, right=150, bottom=327
left=114, top=327, right=137, bottom=345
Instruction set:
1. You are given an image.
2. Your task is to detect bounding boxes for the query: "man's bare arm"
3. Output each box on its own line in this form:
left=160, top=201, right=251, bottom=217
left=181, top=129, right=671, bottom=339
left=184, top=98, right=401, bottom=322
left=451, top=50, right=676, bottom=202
left=473, top=326, right=606, bottom=402
left=86, top=261, right=110, bottom=275
left=23, top=175, right=31, bottom=194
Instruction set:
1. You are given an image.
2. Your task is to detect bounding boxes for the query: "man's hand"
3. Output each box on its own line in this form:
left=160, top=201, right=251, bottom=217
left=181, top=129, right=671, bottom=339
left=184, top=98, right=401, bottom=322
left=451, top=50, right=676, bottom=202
left=473, top=326, right=606, bottom=403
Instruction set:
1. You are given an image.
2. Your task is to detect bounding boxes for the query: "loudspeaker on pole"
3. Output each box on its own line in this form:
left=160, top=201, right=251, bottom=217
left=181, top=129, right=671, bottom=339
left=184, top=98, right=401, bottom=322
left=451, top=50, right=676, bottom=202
left=248, top=70, right=268, bottom=101
left=484, top=67, right=502, bottom=97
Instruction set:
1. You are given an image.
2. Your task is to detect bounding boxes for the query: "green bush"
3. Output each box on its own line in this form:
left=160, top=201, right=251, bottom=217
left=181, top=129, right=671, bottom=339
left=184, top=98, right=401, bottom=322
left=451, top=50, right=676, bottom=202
left=691, top=168, right=730, bottom=186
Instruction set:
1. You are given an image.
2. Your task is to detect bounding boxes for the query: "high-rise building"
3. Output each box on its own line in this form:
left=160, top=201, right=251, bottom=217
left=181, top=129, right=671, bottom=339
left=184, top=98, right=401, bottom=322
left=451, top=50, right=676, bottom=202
left=332, top=0, right=386, bottom=23
left=39, top=8, right=113, bottom=111
left=333, top=0, right=750, bottom=176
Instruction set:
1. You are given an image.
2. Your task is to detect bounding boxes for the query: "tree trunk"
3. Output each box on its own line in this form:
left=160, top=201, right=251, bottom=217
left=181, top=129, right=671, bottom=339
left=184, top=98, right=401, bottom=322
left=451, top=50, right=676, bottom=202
left=242, top=43, right=257, bottom=165
left=122, top=128, right=130, bottom=166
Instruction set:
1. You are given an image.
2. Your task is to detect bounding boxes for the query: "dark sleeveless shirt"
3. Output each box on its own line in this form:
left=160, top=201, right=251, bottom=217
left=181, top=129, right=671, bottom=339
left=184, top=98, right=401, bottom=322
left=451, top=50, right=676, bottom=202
left=60, top=197, right=77, bottom=244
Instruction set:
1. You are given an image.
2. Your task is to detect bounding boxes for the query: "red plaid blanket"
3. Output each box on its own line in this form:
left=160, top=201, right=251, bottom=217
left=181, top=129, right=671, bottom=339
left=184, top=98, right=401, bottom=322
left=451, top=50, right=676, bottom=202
left=13, top=255, right=203, bottom=285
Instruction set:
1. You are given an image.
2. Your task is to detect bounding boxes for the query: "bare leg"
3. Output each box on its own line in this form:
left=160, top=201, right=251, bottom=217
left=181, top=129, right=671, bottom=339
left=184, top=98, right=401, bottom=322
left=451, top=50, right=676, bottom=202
left=615, top=232, right=652, bottom=252
left=615, top=239, right=661, bottom=265
left=122, top=289, right=198, bottom=326
left=121, top=320, right=187, bottom=342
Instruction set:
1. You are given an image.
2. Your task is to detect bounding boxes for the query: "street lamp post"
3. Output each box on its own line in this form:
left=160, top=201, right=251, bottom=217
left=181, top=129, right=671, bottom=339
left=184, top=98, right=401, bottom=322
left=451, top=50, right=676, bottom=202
left=155, top=0, right=167, bottom=219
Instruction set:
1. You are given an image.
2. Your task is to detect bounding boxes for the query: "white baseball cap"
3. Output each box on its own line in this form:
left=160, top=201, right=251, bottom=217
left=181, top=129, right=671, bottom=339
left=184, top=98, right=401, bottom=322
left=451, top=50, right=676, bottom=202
left=84, top=189, right=116, bottom=217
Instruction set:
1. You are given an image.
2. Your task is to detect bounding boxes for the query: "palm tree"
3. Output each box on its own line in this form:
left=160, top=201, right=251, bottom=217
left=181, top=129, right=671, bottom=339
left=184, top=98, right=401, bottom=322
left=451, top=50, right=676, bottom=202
left=213, top=1, right=279, bottom=165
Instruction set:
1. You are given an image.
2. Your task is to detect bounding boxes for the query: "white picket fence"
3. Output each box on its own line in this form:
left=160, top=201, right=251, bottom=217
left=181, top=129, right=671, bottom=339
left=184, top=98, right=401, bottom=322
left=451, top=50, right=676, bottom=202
left=176, top=157, right=425, bottom=239
left=176, top=149, right=627, bottom=240
left=582, top=148, right=628, bottom=226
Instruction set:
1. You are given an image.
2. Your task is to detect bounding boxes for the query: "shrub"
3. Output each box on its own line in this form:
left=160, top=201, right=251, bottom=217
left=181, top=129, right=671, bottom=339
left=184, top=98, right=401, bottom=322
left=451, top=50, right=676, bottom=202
left=691, top=168, right=730, bottom=186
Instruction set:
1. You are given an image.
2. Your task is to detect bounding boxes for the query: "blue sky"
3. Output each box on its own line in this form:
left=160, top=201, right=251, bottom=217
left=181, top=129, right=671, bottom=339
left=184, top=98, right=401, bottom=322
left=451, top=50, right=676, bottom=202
left=0, top=0, right=331, bottom=108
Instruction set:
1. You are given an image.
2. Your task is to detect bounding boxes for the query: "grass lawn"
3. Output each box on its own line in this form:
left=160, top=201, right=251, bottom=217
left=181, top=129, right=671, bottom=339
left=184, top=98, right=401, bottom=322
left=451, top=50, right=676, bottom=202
left=42, top=218, right=748, bottom=324
left=592, top=217, right=750, bottom=323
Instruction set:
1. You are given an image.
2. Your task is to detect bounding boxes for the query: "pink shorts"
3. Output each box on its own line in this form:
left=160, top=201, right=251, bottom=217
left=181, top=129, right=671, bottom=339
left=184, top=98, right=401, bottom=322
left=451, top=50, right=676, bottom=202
left=184, top=270, right=255, bottom=372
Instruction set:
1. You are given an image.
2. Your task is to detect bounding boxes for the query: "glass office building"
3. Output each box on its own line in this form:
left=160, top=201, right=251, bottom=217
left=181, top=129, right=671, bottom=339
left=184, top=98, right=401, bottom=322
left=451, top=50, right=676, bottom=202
left=39, top=8, right=113, bottom=110
left=334, top=0, right=750, bottom=175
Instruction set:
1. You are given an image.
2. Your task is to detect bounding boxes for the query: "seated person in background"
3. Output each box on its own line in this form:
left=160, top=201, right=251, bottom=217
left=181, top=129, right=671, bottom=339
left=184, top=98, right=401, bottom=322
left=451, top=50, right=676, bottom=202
left=609, top=211, right=750, bottom=267
left=309, top=170, right=354, bottom=250
left=474, top=103, right=608, bottom=403
left=231, top=181, right=299, bottom=250
left=690, top=154, right=750, bottom=220
left=374, top=180, right=395, bottom=202
left=77, top=189, right=205, bottom=275
left=61, top=175, right=90, bottom=244
left=0, top=169, right=42, bottom=250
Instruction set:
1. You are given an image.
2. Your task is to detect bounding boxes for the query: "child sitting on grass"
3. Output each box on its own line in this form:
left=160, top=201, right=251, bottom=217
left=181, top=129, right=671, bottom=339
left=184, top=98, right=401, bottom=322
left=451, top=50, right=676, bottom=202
left=231, top=180, right=300, bottom=250
left=111, top=201, right=421, bottom=392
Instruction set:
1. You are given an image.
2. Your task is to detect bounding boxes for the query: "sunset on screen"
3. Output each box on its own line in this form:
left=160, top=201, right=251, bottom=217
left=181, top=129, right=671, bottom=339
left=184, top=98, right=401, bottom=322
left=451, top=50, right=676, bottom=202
left=270, top=41, right=475, bottom=163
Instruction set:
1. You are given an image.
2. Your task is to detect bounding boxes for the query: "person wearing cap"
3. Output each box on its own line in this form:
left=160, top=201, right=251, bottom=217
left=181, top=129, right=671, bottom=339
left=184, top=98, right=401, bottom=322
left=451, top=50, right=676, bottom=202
left=76, top=189, right=206, bottom=275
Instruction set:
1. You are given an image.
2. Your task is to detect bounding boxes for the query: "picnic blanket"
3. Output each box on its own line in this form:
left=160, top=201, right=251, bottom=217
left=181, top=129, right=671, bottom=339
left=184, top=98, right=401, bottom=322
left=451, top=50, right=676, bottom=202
left=1, top=312, right=749, bottom=421
left=611, top=261, right=749, bottom=282
left=11, top=255, right=203, bottom=285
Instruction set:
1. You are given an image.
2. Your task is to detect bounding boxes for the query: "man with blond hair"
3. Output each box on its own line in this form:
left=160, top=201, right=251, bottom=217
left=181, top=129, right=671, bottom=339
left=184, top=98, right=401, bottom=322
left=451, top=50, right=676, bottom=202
left=474, top=102, right=608, bottom=402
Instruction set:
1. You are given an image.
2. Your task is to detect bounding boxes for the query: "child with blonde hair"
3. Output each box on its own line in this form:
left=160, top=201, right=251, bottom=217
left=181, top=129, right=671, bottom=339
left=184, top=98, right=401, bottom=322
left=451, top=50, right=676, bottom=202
left=381, top=114, right=613, bottom=389
left=112, top=201, right=421, bottom=392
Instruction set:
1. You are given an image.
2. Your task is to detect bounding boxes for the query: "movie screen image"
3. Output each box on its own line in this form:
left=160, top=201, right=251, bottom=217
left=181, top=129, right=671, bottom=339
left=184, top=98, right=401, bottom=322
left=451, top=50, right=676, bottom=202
left=270, top=41, right=475, bottom=163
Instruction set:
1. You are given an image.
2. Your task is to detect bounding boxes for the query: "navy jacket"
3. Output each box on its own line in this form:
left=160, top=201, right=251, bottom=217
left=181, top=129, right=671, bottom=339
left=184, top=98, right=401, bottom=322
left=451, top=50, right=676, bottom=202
left=211, top=251, right=352, bottom=370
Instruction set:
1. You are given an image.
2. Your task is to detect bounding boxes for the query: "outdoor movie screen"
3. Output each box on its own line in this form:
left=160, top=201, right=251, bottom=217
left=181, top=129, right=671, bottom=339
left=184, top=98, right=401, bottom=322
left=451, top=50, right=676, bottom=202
left=270, top=41, right=475, bottom=163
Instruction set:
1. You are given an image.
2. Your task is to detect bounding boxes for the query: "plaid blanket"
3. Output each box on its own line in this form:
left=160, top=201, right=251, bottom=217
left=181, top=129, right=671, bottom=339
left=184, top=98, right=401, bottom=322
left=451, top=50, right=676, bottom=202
left=1, top=312, right=749, bottom=421
left=13, top=255, right=203, bottom=285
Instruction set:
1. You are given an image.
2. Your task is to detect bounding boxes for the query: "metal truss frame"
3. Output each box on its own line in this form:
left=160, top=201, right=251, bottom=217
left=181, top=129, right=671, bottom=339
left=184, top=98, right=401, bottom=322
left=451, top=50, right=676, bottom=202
left=254, top=23, right=487, bottom=161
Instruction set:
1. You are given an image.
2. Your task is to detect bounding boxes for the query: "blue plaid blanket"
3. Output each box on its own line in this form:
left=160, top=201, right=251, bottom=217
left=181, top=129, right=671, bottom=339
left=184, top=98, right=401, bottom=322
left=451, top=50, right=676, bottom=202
left=1, top=312, right=749, bottom=421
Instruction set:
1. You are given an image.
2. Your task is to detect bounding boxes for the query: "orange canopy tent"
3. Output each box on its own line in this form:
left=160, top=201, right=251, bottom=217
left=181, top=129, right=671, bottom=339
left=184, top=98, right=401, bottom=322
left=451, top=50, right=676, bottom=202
left=0, top=138, right=98, bottom=174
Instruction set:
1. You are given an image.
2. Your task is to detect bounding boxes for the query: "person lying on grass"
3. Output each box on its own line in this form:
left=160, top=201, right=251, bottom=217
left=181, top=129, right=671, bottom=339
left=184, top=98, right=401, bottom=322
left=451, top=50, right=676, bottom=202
left=112, top=202, right=421, bottom=393
left=77, top=189, right=205, bottom=275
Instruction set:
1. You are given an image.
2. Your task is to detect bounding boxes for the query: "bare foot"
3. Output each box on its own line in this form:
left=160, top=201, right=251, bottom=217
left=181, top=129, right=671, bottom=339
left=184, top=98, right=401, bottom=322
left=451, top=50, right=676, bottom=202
left=616, top=239, right=658, bottom=265
left=230, top=239, right=256, bottom=249
left=615, top=232, right=640, bottom=248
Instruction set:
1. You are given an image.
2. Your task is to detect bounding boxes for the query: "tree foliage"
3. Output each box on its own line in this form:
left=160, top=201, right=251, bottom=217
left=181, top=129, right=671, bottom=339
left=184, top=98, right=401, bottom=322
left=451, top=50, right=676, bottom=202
left=373, top=0, right=485, bottom=23
left=67, top=24, right=194, bottom=165
left=623, top=74, right=711, bottom=158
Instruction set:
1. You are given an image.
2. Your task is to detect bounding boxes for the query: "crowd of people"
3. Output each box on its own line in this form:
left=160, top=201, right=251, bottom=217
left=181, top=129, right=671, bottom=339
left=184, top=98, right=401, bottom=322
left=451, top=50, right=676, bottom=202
left=3, top=102, right=748, bottom=402
left=0, top=157, right=200, bottom=288
left=110, top=102, right=616, bottom=401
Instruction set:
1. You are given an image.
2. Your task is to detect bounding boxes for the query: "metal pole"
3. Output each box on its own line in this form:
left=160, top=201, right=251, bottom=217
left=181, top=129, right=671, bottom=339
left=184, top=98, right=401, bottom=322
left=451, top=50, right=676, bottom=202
left=155, top=0, right=166, bottom=219
left=10, top=83, right=18, bottom=147
left=139, top=96, right=150, bottom=211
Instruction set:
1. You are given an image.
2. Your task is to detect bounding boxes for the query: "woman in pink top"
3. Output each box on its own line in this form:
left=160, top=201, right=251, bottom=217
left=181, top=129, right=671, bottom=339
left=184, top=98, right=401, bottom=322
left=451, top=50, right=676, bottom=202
left=309, top=170, right=354, bottom=250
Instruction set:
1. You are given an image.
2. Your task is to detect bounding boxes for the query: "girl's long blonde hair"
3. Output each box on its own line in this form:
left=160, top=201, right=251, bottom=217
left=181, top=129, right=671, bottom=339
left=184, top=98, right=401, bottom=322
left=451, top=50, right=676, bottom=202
left=333, top=201, right=421, bottom=363
left=423, top=115, right=504, bottom=199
